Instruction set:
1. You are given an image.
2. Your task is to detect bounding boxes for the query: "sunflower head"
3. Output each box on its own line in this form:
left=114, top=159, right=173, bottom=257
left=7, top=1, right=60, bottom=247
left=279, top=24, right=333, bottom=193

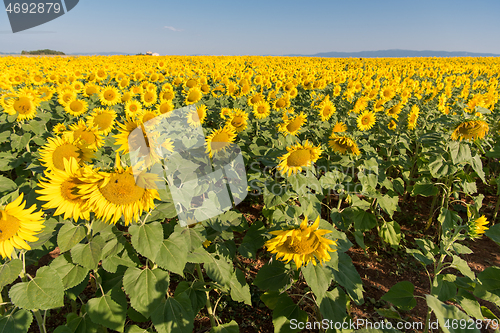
left=357, top=110, right=376, bottom=131
left=451, top=119, right=489, bottom=141
left=205, top=125, right=237, bottom=158
left=0, top=193, right=44, bottom=259
left=265, top=216, right=337, bottom=269
left=278, top=140, right=322, bottom=177
left=468, top=215, right=489, bottom=239
left=328, top=134, right=360, bottom=156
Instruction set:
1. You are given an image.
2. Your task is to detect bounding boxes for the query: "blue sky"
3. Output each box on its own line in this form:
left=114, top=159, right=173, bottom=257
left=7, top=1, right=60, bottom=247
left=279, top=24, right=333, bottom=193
left=1, top=0, right=499, bottom=55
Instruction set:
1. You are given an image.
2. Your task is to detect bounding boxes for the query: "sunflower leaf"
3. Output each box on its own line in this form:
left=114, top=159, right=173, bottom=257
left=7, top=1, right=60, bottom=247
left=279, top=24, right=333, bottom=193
left=50, top=253, right=88, bottom=290
left=209, top=320, right=239, bottom=333
left=87, top=294, right=126, bottom=332
left=381, top=281, right=416, bottom=311
left=272, top=293, right=308, bottom=333
left=57, top=223, right=86, bottom=253
left=9, top=266, right=65, bottom=310
left=0, top=259, right=23, bottom=290
left=155, top=230, right=189, bottom=276
left=151, top=292, right=194, bottom=333
left=302, top=262, right=333, bottom=300
left=228, top=269, right=251, bottom=305
left=70, top=235, right=105, bottom=270
left=0, top=308, right=33, bottom=333
left=129, top=222, right=163, bottom=262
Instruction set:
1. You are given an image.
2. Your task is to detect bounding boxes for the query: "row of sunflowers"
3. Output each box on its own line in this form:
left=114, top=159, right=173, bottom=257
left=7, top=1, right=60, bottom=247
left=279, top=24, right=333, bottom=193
left=0, top=55, right=499, bottom=332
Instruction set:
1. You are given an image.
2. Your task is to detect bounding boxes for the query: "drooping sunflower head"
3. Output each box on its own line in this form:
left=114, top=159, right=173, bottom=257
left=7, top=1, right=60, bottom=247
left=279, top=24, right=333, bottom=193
left=278, top=140, right=323, bottom=177
left=0, top=193, right=45, bottom=259
left=407, top=105, right=419, bottom=130
left=278, top=112, right=307, bottom=136
left=331, top=121, right=347, bottom=134
left=328, top=134, right=360, bottom=156
left=265, top=216, right=337, bottom=269
left=357, top=110, right=376, bottom=131
left=39, top=136, right=95, bottom=172
left=451, top=119, right=489, bottom=141
left=386, top=103, right=402, bottom=119
left=468, top=215, right=489, bottom=239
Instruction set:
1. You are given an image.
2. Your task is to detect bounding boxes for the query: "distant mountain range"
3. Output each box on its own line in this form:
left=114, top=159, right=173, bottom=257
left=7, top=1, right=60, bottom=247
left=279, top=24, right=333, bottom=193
left=2, top=49, right=500, bottom=57
left=284, top=49, right=500, bottom=58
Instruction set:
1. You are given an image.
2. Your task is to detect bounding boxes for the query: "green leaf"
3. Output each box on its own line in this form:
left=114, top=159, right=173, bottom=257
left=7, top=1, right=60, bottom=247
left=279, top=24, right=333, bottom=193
left=302, top=261, right=333, bottom=300
left=9, top=266, right=65, bottom=310
left=122, top=267, right=169, bottom=318
left=0, top=308, right=33, bottom=333
left=381, top=281, right=416, bottom=311
left=50, top=253, right=88, bottom=290
left=330, top=253, right=364, bottom=305
left=0, top=259, right=23, bottom=289
left=435, top=274, right=457, bottom=302
left=474, top=266, right=500, bottom=304
left=129, top=222, right=164, bottom=261
left=425, top=294, right=480, bottom=333
left=470, top=154, right=485, bottom=183
left=485, top=223, right=500, bottom=245
left=317, top=288, right=349, bottom=325
left=70, top=235, right=105, bottom=270
left=125, top=325, right=154, bottom=333
left=437, top=208, right=461, bottom=236
left=449, top=141, right=471, bottom=165
left=228, top=269, right=251, bottom=305
left=0, top=175, right=17, bottom=196
left=155, top=230, right=189, bottom=276
left=272, top=293, right=308, bottom=333
left=254, top=260, right=291, bottom=291
left=455, top=289, right=484, bottom=320
left=87, top=295, right=126, bottom=332
left=352, top=209, right=377, bottom=232
left=174, top=281, right=207, bottom=314
left=57, top=223, right=86, bottom=253
left=151, top=292, right=194, bottom=333
left=204, top=251, right=233, bottom=286
left=412, top=181, right=439, bottom=197
left=450, top=255, right=475, bottom=281
left=238, top=220, right=266, bottom=259
left=210, top=320, right=239, bottom=333
left=379, top=220, right=401, bottom=246
left=377, top=194, right=399, bottom=218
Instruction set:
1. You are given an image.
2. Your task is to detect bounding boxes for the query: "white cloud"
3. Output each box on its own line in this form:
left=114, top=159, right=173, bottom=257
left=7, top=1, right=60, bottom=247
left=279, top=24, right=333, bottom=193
left=164, top=26, right=183, bottom=32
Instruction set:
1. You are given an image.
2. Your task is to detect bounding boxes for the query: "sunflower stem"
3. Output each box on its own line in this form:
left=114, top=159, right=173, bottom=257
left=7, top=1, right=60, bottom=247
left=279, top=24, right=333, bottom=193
left=195, top=263, right=216, bottom=328
left=33, top=309, right=47, bottom=333
left=492, top=194, right=500, bottom=225
left=425, top=192, right=439, bottom=231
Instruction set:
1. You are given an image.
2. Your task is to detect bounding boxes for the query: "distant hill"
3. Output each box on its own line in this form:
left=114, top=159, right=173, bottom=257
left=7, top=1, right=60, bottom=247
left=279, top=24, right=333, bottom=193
left=284, top=49, right=500, bottom=58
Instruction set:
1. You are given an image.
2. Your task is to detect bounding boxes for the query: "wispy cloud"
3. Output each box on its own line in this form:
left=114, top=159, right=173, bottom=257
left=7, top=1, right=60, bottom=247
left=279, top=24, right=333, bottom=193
left=164, top=26, right=183, bottom=32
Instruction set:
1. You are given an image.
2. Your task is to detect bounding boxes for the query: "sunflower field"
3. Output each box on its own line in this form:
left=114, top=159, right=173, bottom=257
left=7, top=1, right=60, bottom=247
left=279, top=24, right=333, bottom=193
left=1, top=55, right=500, bottom=333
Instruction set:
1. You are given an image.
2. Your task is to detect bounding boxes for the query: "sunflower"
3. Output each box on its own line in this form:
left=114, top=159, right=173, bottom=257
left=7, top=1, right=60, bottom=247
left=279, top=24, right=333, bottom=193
left=64, top=98, right=88, bottom=117
left=331, top=121, right=347, bottom=134
left=407, top=105, right=419, bottom=130
left=187, top=104, right=207, bottom=127
left=78, top=154, right=159, bottom=225
left=86, top=107, right=117, bottom=135
left=265, top=216, right=337, bottom=268
left=226, top=109, right=249, bottom=133
left=125, top=99, right=143, bottom=117
left=58, top=89, right=77, bottom=106
left=6, top=93, right=38, bottom=121
left=386, top=103, right=402, bottom=119
left=156, top=101, right=175, bottom=115
left=357, top=110, right=376, bottom=131
left=252, top=100, right=271, bottom=119
left=53, top=123, right=67, bottom=135
left=248, top=93, right=264, bottom=106
left=39, top=136, right=95, bottom=172
left=99, top=85, right=121, bottom=106
left=37, top=86, right=55, bottom=102
left=468, top=215, right=489, bottom=239
left=388, top=120, right=397, bottom=130
left=0, top=193, right=45, bottom=259
left=278, top=112, right=307, bottom=136
left=318, top=99, right=336, bottom=121
left=273, top=96, right=290, bottom=110
left=328, top=134, right=360, bottom=156
left=36, top=157, right=90, bottom=222
left=141, top=90, right=158, bottom=108
left=159, top=90, right=175, bottom=102
left=65, top=120, right=104, bottom=151
left=185, top=87, right=203, bottom=105
left=138, top=110, right=159, bottom=124
left=278, top=140, right=322, bottom=177
left=451, top=120, right=489, bottom=141
left=205, top=125, right=237, bottom=158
